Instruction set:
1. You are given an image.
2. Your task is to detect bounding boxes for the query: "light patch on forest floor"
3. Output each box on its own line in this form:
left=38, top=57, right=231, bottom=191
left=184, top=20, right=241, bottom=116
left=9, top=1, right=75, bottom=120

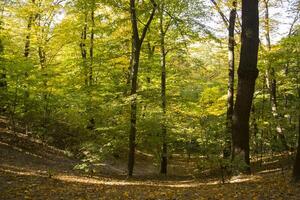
left=1, top=118, right=300, bottom=199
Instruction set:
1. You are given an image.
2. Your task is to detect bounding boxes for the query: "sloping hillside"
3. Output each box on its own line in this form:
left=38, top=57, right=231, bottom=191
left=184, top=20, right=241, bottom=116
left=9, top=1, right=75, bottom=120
left=0, top=116, right=300, bottom=200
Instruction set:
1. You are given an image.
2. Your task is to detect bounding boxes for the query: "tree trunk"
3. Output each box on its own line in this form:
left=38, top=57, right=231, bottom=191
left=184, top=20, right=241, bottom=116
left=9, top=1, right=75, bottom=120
left=23, top=0, right=35, bottom=133
left=24, top=0, right=36, bottom=58
left=224, top=1, right=236, bottom=158
left=0, top=36, right=6, bottom=91
left=231, top=0, right=259, bottom=173
left=86, top=1, right=95, bottom=130
left=210, top=0, right=229, bottom=27
left=24, top=16, right=33, bottom=58
left=89, top=1, right=95, bottom=87
left=0, top=18, right=6, bottom=90
left=125, top=36, right=134, bottom=93
left=38, top=45, right=48, bottom=130
left=128, top=0, right=157, bottom=177
left=80, top=12, right=88, bottom=86
left=263, top=0, right=289, bottom=150
left=251, top=104, right=259, bottom=153
left=292, top=111, right=300, bottom=182
left=159, top=1, right=167, bottom=174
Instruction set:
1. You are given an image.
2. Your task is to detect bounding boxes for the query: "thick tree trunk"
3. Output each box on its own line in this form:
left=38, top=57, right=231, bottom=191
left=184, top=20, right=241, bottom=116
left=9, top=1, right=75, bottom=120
left=128, top=0, right=156, bottom=177
left=231, top=0, right=259, bottom=173
left=263, top=0, right=289, bottom=150
left=224, top=1, right=236, bottom=158
left=159, top=1, right=167, bottom=174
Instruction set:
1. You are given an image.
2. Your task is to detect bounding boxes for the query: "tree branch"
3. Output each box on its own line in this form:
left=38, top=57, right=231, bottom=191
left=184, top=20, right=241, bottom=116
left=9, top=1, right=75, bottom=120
left=139, top=0, right=157, bottom=45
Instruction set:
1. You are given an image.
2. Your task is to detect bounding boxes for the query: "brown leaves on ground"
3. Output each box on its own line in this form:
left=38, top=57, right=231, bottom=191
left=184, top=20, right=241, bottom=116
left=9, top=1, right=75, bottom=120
left=1, top=168, right=300, bottom=200
left=1, top=118, right=300, bottom=200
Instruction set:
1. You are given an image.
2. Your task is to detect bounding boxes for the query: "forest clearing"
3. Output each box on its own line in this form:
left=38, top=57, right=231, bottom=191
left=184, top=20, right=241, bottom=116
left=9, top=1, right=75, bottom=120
left=0, top=0, right=300, bottom=199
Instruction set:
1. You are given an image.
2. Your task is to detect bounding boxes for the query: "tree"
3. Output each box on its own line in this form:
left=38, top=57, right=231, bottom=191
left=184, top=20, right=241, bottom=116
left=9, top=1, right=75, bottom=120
left=225, top=0, right=237, bottom=158
left=79, top=1, right=88, bottom=86
left=210, top=0, right=237, bottom=158
left=0, top=0, right=7, bottom=107
left=293, top=114, right=300, bottom=182
left=128, top=0, right=157, bottom=177
left=231, top=0, right=259, bottom=172
left=0, top=37, right=4, bottom=88
left=159, top=0, right=167, bottom=174
left=23, top=0, right=36, bottom=133
left=262, top=0, right=289, bottom=150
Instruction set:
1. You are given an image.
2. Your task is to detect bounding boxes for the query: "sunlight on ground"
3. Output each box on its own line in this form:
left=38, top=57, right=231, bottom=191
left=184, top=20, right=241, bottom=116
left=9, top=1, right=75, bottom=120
left=229, top=175, right=262, bottom=183
left=0, top=166, right=44, bottom=177
left=1, top=163, right=263, bottom=188
left=258, top=168, right=282, bottom=174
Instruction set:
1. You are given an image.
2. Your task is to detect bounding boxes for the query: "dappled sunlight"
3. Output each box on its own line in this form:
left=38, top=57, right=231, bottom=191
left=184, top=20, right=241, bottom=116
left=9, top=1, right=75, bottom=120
left=0, top=162, right=263, bottom=188
left=229, top=175, right=262, bottom=183
left=0, top=164, right=47, bottom=177
left=257, top=168, right=282, bottom=174
left=0, top=141, right=44, bottom=159
left=53, top=173, right=263, bottom=188
left=54, top=174, right=220, bottom=187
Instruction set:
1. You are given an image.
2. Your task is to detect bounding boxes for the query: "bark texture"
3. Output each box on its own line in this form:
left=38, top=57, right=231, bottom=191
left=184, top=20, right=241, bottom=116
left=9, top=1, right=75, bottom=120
left=128, top=0, right=157, bottom=177
left=224, top=1, right=236, bottom=158
left=0, top=18, right=5, bottom=90
left=89, top=1, right=95, bottom=87
left=231, top=0, right=259, bottom=173
left=0, top=38, right=6, bottom=90
left=159, top=1, right=167, bottom=174
left=80, top=12, right=88, bottom=86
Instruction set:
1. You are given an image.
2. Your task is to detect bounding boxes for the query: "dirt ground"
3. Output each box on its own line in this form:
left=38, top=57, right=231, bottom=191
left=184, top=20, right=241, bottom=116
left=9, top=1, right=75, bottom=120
left=0, top=116, right=299, bottom=200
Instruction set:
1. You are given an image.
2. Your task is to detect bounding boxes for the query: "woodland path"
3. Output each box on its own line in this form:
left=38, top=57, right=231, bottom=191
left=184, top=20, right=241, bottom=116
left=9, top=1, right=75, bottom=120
left=0, top=116, right=299, bottom=200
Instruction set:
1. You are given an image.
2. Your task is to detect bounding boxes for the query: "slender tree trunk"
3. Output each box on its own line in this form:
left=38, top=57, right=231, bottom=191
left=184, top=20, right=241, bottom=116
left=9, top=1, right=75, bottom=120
left=292, top=89, right=300, bottom=182
left=38, top=45, right=48, bottom=130
left=24, top=17, right=33, bottom=58
left=36, top=8, right=49, bottom=132
left=251, top=104, right=259, bottom=153
left=231, top=0, right=259, bottom=173
left=24, top=0, right=36, bottom=58
left=159, top=1, right=167, bottom=174
left=89, top=1, right=95, bottom=87
left=128, top=0, right=157, bottom=177
left=210, top=0, right=229, bottom=27
left=0, top=22, right=6, bottom=90
left=23, top=0, right=35, bottom=133
left=263, top=0, right=289, bottom=150
left=87, top=1, right=95, bottom=130
left=224, top=1, right=237, bottom=158
left=80, top=12, right=88, bottom=86
left=125, top=36, right=134, bottom=93
left=0, top=39, right=6, bottom=108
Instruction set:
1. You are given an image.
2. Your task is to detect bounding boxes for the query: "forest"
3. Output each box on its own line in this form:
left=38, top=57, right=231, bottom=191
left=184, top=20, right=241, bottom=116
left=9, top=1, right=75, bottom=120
left=0, top=0, right=299, bottom=199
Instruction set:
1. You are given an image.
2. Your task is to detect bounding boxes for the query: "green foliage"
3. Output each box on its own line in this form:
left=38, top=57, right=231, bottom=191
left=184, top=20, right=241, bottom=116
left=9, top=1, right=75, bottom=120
left=0, top=0, right=299, bottom=175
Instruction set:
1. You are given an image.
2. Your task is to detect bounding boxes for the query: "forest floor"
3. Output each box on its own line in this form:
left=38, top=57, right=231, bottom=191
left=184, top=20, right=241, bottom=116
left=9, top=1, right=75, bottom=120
left=0, top=116, right=300, bottom=200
